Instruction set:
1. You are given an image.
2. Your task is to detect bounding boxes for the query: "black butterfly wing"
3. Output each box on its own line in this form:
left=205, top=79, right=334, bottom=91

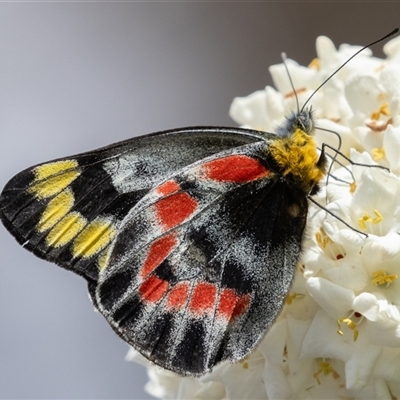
left=0, top=127, right=265, bottom=283
left=95, top=141, right=308, bottom=376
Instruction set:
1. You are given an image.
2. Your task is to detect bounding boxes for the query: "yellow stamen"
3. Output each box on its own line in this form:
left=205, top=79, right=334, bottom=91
left=371, top=147, right=385, bottom=161
left=285, top=293, right=298, bottom=305
left=313, top=361, right=334, bottom=385
left=240, top=357, right=249, bottom=369
left=358, top=210, right=383, bottom=231
left=372, top=209, right=383, bottom=224
left=349, top=181, right=357, bottom=194
left=377, top=92, right=387, bottom=101
left=371, top=102, right=390, bottom=120
left=358, top=212, right=372, bottom=231
left=337, top=318, right=359, bottom=341
left=371, top=270, right=398, bottom=287
left=371, top=111, right=379, bottom=120
left=315, top=228, right=331, bottom=248
left=380, top=103, right=390, bottom=116
left=308, top=58, right=321, bottom=70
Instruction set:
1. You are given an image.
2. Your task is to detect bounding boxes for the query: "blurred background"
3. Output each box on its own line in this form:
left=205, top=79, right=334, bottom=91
left=0, top=3, right=398, bottom=399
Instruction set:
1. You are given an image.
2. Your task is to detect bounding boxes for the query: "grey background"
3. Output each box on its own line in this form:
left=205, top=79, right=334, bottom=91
left=0, top=3, right=398, bottom=399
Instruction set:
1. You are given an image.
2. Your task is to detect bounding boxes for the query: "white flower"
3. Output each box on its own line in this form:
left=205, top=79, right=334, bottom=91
left=129, top=34, right=400, bottom=399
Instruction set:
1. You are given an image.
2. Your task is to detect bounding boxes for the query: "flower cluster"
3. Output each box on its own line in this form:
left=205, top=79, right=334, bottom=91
left=128, top=34, right=400, bottom=399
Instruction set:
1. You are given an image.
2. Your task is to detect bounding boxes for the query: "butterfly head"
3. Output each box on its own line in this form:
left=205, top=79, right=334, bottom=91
left=275, top=107, right=314, bottom=138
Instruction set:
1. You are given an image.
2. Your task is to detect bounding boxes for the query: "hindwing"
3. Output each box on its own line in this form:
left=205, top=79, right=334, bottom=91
left=95, top=141, right=308, bottom=375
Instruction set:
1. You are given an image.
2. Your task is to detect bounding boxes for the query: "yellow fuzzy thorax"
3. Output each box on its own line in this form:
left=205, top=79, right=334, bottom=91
left=269, top=128, right=325, bottom=192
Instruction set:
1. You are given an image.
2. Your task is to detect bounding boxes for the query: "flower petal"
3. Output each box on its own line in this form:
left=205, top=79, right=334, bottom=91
left=344, top=333, right=382, bottom=391
left=305, top=277, right=355, bottom=317
left=300, top=310, right=352, bottom=360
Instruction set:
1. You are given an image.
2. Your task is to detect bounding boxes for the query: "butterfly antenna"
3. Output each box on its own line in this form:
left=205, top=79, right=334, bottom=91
left=281, top=52, right=300, bottom=114
left=301, top=28, right=399, bottom=113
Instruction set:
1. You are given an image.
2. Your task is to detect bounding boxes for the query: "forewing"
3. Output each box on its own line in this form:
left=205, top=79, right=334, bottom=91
left=95, top=142, right=308, bottom=375
left=0, top=127, right=263, bottom=282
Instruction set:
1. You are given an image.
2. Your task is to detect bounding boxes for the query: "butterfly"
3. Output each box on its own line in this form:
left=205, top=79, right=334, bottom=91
left=0, top=28, right=397, bottom=377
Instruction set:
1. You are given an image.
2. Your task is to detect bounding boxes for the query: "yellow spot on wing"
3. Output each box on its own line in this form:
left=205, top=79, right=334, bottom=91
left=98, top=246, right=113, bottom=272
left=46, top=212, right=86, bottom=247
left=29, top=160, right=80, bottom=199
left=37, top=189, right=75, bottom=232
left=73, top=219, right=116, bottom=258
left=34, top=160, right=79, bottom=180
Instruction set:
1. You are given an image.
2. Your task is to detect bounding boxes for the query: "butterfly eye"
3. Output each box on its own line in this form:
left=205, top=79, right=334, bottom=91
left=295, top=109, right=314, bottom=135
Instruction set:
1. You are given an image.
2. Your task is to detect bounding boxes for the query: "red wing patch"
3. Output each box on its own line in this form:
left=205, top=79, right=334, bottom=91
left=140, top=278, right=250, bottom=320
left=155, top=192, right=198, bottom=230
left=157, top=180, right=181, bottom=196
left=217, top=288, right=250, bottom=320
left=166, top=282, right=190, bottom=310
left=189, top=282, right=217, bottom=315
left=140, top=233, right=178, bottom=278
left=188, top=283, right=250, bottom=319
left=139, top=275, right=169, bottom=303
left=201, top=154, right=269, bottom=183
